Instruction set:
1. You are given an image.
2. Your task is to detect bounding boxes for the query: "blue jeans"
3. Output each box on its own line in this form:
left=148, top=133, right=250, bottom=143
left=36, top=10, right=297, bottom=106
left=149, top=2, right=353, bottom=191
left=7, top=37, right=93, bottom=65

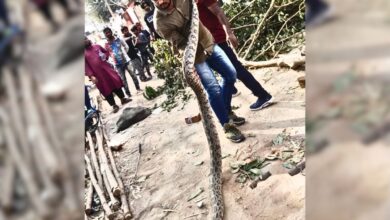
left=195, top=45, right=237, bottom=125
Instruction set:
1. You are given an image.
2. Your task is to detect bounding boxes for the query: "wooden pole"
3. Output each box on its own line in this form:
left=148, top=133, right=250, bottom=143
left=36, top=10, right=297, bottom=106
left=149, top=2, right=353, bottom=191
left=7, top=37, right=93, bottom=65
left=85, top=182, right=94, bottom=215
left=95, top=129, right=120, bottom=197
left=0, top=108, right=50, bottom=219
left=86, top=132, right=104, bottom=189
left=85, top=155, right=115, bottom=220
left=0, top=154, right=15, bottom=213
left=20, top=72, right=62, bottom=181
left=106, top=141, right=132, bottom=220
left=102, top=171, right=120, bottom=211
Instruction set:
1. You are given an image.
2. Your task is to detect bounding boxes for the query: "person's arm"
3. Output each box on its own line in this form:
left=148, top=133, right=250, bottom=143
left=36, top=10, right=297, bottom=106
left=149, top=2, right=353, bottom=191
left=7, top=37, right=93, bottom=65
left=99, top=44, right=110, bottom=59
left=85, top=58, right=98, bottom=84
left=120, top=38, right=129, bottom=52
left=206, top=0, right=238, bottom=48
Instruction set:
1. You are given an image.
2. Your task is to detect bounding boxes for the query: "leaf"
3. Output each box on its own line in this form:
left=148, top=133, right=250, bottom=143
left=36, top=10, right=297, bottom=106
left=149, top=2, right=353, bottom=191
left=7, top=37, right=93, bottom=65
left=187, top=188, right=204, bottom=202
left=249, top=168, right=262, bottom=175
left=194, top=161, right=204, bottom=166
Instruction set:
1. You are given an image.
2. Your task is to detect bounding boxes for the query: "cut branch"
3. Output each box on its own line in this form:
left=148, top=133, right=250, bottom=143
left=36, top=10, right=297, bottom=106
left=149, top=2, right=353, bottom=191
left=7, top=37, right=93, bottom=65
left=96, top=129, right=120, bottom=197
left=85, top=155, right=115, bottom=220
left=242, top=0, right=276, bottom=59
left=106, top=142, right=132, bottom=220
left=86, top=132, right=104, bottom=189
left=0, top=108, right=50, bottom=219
left=85, top=182, right=94, bottom=215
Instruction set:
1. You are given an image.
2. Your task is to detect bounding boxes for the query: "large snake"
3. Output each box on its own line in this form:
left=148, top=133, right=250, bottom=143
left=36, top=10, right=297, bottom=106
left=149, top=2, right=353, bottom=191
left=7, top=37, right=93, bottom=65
left=183, top=0, right=224, bottom=219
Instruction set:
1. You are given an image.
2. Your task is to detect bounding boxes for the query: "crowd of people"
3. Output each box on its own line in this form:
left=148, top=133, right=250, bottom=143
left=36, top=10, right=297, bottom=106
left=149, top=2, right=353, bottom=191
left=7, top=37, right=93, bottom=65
left=85, top=18, right=156, bottom=114
left=86, top=0, right=319, bottom=143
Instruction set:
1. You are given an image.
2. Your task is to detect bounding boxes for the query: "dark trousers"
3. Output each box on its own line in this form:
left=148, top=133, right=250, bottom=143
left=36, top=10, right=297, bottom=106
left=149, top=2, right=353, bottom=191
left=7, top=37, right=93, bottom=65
left=0, top=0, right=9, bottom=26
left=306, top=0, right=328, bottom=13
left=218, top=42, right=271, bottom=99
left=105, top=88, right=125, bottom=106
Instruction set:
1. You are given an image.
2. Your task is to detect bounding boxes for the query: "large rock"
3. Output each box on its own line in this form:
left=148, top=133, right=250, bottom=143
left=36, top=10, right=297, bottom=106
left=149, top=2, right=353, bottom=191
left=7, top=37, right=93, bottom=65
left=116, top=107, right=152, bottom=132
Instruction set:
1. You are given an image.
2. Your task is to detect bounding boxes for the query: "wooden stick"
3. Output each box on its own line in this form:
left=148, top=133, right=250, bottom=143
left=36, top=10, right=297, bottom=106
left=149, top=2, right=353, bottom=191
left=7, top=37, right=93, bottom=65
left=0, top=153, right=15, bottom=213
left=95, top=129, right=120, bottom=197
left=288, top=161, right=305, bottom=176
left=20, top=72, right=62, bottom=181
left=184, top=212, right=208, bottom=219
left=101, top=125, right=122, bottom=151
left=242, top=0, right=276, bottom=59
left=106, top=141, right=132, bottom=220
left=0, top=109, right=50, bottom=219
left=102, top=171, right=120, bottom=211
left=2, top=69, right=32, bottom=164
left=86, top=132, right=103, bottom=189
left=85, top=155, right=114, bottom=220
left=249, top=171, right=272, bottom=189
left=31, top=137, right=60, bottom=205
left=85, top=182, right=94, bottom=215
left=239, top=57, right=305, bottom=69
left=33, top=73, right=81, bottom=217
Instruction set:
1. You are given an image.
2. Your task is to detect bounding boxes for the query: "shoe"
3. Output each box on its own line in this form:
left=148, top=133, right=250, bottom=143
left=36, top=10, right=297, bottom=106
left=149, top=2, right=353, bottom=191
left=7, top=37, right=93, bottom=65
left=223, top=123, right=245, bottom=143
left=232, top=90, right=241, bottom=97
left=228, top=111, right=246, bottom=126
left=250, top=96, right=273, bottom=111
left=307, top=5, right=335, bottom=27
left=121, top=98, right=132, bottom=105
left=113, top=105, right=120, bottom=113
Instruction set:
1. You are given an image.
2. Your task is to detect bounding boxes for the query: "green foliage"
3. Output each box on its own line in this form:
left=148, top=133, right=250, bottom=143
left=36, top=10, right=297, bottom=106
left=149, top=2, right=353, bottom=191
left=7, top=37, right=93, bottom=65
left=152, top=40, right=192, bottom=112
left=143, top=86, right=160, bottom=100
left=223, top=0, right=305, bottom=61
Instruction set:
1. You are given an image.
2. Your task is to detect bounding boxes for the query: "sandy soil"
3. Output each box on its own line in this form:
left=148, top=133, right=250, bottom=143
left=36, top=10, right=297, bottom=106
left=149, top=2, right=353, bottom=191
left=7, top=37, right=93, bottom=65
left=92, top=62, right=306, bottom=220
left=307, top=0, right=390, bottom=219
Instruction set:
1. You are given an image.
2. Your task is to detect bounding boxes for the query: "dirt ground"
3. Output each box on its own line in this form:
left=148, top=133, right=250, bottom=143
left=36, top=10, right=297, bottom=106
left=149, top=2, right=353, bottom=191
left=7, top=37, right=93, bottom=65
left=91, top=60, right=305, bottom=219
left=307, top=0, right=390, bottom=219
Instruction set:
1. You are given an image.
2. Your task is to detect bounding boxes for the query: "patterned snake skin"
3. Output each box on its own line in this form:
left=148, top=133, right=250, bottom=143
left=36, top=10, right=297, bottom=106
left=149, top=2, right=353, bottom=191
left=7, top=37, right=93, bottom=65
left=183, top=0, right=224, bottom=219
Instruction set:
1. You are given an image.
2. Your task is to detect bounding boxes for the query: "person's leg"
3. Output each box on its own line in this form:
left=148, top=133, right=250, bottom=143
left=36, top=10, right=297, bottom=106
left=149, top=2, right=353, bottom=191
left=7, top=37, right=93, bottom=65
left=306, top=0, right=328, bottom=12
left=116, top=64, right=132, bottom=96
left=105, top=93, right=116, bottom=106
left=141, top=52, right=152, bottom=78
left=195, top=62, right=245, bottom=143
left=105, top=92, right=120, bottom=112
left=195, top=62, right=229, bottom=126
left=113, top=88, right=131, bottom=104
left=205, top=45, right=236, bottom=114
left=218, top=42, right=271, bottom=99
left=0, top=0, right=10, bottom=26
left=131, top=58, right=148, bottom=81
left=125, top=62, right=141, bottom=90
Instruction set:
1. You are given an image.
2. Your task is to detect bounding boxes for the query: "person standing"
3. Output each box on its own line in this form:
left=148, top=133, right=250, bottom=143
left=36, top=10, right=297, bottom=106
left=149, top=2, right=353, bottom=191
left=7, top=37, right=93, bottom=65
left=197, top=0, right=273, bottom=111
left=103, top=27, right=142, bottom=96
left=131, top=25, right=153, bottom=79
left=140, top=0, right=161, bottom=40
left=85, top=37, right=131, bottom=113
left=121, top=26, right=150, bottom=81
left=153, top=0, right=246, bottom=143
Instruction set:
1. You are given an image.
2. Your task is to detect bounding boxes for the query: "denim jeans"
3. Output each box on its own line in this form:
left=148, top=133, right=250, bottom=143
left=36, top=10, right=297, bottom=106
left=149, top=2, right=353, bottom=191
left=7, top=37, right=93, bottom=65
left=218, top=42, right=271, bottom=99
left=195, top=45, right=237, bottom=125
left=116, top=62, right=140, bottom=96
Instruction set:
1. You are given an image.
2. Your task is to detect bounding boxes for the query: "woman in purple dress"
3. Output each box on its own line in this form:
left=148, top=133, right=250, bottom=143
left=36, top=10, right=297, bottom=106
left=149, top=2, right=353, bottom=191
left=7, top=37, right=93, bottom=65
left=85, top=37, right=131, bottom=113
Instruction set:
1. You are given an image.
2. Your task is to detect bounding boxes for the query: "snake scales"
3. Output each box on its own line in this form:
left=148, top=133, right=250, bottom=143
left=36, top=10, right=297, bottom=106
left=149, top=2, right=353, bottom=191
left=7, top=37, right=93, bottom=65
left=183, top=0, right=224, bottom=219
